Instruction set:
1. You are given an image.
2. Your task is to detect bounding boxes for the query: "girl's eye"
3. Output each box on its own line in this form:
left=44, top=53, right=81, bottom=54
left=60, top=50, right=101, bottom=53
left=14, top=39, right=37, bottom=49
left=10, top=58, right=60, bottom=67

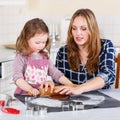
left=72, top=27, right=77, bottom=30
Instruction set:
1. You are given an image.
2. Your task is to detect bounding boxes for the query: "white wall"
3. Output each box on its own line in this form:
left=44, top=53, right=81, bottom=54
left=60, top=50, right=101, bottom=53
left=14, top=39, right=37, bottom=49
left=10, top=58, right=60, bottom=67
left=27, top=0, right=120, bottom=16
left=0, top=0, right=120, bottom=47
left=0, top=5, right=27, bottom=45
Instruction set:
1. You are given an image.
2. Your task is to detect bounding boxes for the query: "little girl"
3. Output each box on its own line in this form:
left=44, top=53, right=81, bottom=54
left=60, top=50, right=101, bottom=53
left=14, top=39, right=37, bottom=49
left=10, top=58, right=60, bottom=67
left=13, top=18, right=74, bottom=97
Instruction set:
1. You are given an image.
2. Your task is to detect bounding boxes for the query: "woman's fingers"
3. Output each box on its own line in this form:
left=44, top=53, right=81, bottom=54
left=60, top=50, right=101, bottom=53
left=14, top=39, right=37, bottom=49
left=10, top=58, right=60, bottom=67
left=59, top=88, right=71, bottom=95
left=54, top=86, right=71, bottom=95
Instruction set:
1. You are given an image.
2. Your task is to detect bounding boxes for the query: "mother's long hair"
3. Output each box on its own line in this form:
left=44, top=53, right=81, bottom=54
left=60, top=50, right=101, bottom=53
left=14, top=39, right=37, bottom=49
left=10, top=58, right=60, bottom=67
left=67, top=9, right=101, bottom=75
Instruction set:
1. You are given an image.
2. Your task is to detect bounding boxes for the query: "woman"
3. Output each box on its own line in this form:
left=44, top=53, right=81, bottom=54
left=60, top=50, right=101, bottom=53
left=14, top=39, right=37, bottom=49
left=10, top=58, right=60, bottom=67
left=55, top=8, right=115, bottom=95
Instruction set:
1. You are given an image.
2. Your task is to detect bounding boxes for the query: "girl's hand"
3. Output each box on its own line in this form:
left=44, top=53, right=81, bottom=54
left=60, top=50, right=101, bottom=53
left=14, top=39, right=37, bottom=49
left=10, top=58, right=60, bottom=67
left=40, top=81, right=55, bottom=93
left=29, top=88, right=40, bottom=96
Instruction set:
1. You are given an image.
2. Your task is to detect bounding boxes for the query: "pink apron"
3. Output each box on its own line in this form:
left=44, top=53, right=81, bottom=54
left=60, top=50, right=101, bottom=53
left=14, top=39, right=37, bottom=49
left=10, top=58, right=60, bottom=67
left=15, top=55, right=49, bottom=95
left=24, top=57, right=49, bottom=85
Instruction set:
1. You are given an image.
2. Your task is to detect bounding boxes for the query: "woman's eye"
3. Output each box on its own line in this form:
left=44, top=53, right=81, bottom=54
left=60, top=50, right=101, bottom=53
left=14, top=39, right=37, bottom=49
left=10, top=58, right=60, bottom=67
left=35, top=42, right=46, bottom=44
left=35, top=42, right=40, bottom=44
left=82, top=28, right=87, bottom=31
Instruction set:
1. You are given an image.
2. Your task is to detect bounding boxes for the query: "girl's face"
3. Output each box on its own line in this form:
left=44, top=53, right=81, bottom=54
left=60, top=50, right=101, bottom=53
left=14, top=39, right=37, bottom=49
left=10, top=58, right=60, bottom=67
left=72, top=16, right=89, bottom=47
left=28, top=33, right=48, bottom=53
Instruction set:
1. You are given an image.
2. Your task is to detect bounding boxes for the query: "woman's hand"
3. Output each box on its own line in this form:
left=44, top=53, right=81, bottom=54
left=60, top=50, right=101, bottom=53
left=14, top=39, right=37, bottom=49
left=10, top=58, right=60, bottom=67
left=40, top=81, right=55, bottom=93
left=54, top=85, right=82, bottom=95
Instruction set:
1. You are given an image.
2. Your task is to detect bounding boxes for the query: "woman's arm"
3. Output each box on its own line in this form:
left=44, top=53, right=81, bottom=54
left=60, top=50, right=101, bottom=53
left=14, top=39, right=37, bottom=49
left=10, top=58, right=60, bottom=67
left=54, top=76, right=105, bottom=95
left=96, top=39, right=116, bottom=88
left=73, top=77, right=105, bottom=95
left=55, top=40, right=115, bottom=95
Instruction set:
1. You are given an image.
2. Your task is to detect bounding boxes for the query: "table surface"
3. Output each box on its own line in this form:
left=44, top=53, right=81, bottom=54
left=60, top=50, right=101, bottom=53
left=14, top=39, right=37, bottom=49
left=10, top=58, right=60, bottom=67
left=0, top=88, right=120, bottom=120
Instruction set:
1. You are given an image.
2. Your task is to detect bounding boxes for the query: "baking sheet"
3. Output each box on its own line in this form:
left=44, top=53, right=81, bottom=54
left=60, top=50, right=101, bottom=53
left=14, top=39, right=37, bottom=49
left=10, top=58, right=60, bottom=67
left=14, top=91, right=120, bottom=113
left=30, top=97, right=62, bottom=107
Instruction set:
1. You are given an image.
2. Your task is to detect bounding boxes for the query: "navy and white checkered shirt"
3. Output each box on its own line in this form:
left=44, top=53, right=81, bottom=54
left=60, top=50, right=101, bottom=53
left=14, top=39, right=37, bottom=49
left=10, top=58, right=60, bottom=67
left=55, top=39, right=116, bottom=89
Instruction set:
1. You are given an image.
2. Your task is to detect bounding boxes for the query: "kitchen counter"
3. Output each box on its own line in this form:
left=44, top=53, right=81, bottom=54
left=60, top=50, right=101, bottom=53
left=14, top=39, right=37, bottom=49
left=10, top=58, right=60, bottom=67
left=0, top=41, right=65, bottom=63
left=0, top=45, right=15, bottom=62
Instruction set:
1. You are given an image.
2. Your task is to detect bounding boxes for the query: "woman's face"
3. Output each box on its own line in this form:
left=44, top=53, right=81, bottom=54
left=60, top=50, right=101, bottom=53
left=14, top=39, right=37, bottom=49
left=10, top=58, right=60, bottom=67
left=72, top=16, right=89, bottom=47
left=28, top=33, right=48, bottom=53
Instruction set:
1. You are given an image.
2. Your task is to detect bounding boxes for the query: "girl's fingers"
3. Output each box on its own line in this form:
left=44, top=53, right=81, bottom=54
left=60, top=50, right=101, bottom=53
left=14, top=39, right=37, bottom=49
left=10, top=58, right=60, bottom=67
left=44, top=81, right=55, bottom=92
left=49, top=82, right=55, bottom=93
left=40, top=81, right=45, bottom=89
left=30, top=88, right=39, bottom=96
left=44, top=83, right=49, bottom=92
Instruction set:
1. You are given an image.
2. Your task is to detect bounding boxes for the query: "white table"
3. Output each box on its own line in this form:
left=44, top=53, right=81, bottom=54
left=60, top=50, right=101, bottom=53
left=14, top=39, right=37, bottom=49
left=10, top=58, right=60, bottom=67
left=0, top=88, right=120, bottom=120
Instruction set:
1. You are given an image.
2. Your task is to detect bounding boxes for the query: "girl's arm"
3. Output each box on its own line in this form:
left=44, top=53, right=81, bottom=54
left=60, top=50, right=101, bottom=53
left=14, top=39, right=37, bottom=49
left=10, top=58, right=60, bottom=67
left=13, top=54, right=39, bottom=96
left=48, top=59, right=75, bottom=86
left=58, top=75, right=75, bottom=86
left=15, top=78, right=39, bottom=96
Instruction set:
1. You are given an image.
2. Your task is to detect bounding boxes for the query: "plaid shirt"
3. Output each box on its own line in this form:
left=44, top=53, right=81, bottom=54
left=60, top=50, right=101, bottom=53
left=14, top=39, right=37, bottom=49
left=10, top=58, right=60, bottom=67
left=55, top=39, right=115, bottom=89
